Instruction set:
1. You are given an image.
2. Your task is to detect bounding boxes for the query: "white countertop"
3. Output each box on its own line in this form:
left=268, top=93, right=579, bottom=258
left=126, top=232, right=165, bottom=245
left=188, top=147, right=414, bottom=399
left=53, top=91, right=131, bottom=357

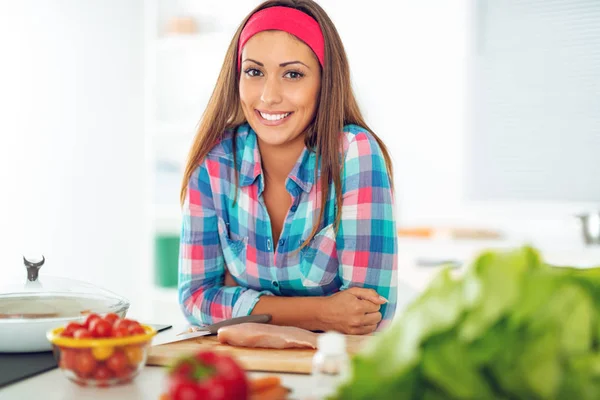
left=0, top=326, right=316, bottom=400
left=0, top=367, right=314, bottom=400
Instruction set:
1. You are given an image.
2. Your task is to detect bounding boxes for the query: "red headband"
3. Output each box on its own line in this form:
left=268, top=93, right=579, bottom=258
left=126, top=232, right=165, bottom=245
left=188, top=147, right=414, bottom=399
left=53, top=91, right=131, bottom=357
left=237, top=6, right=325, bottom=71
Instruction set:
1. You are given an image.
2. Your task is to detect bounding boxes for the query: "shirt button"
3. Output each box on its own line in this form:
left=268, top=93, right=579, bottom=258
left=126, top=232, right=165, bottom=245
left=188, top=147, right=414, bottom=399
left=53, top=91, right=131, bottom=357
left=266, top=239, right=272, bottom=251
left=278, top=238, right=285, bottom=247
left=290, top=205, right=298, bottom=212
left=272, top=281, right=279, bottom=288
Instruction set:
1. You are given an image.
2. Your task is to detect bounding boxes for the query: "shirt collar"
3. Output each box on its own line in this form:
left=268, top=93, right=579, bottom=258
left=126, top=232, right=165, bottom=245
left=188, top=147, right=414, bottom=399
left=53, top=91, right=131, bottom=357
left=239, top=125, right=262, bottom=187
left=238, top=125, right=316, bottom=193
left=287, top=146, right=316, bottom=193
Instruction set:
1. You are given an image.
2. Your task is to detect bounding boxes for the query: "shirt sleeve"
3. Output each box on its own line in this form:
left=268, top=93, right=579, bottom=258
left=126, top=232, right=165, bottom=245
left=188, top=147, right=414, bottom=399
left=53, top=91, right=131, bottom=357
left=178, top=161, right=271, bottom=325
left=336, top=129, right=398, bottom=327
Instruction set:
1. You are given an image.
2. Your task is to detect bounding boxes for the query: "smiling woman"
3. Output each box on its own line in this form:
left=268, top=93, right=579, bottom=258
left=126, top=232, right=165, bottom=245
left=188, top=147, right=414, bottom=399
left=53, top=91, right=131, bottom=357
left=178, top=0, right=398, bottom=335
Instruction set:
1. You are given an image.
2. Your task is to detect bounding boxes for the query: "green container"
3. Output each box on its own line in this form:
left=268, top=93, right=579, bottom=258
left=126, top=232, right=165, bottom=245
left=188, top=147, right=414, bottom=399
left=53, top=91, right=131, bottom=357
left=154, top=234, right=180, bottom=288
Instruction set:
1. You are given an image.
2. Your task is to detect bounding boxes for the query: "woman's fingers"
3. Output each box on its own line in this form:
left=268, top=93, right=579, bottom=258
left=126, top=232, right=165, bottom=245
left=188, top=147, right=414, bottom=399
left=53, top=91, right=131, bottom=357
left=346, top=287, right=388, bottom=305
left=364, top=311, right=382, bottom=326
left=350, top=324, right=378, bottom=335
left=359, top=299, right=381, bottom=314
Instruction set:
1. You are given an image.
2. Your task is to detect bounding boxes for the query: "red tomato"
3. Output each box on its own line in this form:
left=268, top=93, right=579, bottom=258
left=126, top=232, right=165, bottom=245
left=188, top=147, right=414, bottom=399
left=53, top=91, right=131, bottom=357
left=115, top=365, right=135, bottom=381
left=62, top=322, right=84, bottom=337
left=60, top=348, right=78, bottom=370
left=93, top=364, right=114, bottom=381
left=73, top=328, right=92, bottom=339
left=128, top=324, right=145, bottom=336
left=112, top=326, right=130, bottom=338
left=106, top=351, right=128, bottom=374
left=112, top=318, right=132, bottom=332
left=89, top=319, right=112, bottom=338
left=168, top=377, right=216, bottom=400
left=84, top=314, right=101, bottom=330
left=103, top=313, right=119, bottom=325
left=168, top=351, right=249, bottom=400
left=75, top=351, right=97, bottom=377
left=124, top=319, right=141, bottom=330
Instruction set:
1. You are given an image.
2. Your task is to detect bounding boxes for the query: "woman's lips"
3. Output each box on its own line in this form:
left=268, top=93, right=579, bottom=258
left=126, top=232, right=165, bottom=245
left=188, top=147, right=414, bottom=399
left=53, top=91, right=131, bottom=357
left=255, top=110, right=293, bottom=126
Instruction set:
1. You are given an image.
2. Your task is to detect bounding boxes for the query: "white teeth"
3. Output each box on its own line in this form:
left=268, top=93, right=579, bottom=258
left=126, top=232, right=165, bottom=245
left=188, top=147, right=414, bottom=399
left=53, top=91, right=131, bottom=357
left=259, top=111, right=290, bottom=121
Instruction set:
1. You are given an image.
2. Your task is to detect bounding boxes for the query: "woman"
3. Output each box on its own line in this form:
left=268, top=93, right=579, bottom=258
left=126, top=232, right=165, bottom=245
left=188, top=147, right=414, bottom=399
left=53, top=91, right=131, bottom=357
left=178, top=0, right=397, bottom=335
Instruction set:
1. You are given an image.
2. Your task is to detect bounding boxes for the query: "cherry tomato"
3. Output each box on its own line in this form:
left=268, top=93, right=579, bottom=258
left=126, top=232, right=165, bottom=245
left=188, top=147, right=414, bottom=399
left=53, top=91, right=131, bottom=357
left=62, top=322, right=84, bottom=338
left=124, top=345, right=144, bottom=365
left=128, top=324, right=145, bottom=336
left=106, top=351, right=128, bottom=374
left=116, top=365, right=135, bottom=381
left=103, top=313, right=119, bottom=325
left=112, top=318, right=132, bottom=332
left=127, top=319, right=141, bottom=328
left=93, top=364, right=114, bottom=380
left=75, top=351, right=97, bottom=377
left=60, top=348, right=78, bottom=370
left=112, top=326, right=130, bottom=338
left=73, top=328, right=92, bottom=339
left=84, top=314, right=101, bottom=330
left=92, top=346, right=114, bottom=361
left=90, top=319, right=112, bottom=338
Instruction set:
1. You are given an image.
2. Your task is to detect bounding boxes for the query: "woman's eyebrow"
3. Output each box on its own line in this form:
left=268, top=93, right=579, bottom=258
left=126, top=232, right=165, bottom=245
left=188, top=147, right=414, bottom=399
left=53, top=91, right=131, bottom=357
left=241, top=58, right=310, bottom=69
left=242, top=58, right=264, bottom=66
left=279, top=61, right=309, bottom=68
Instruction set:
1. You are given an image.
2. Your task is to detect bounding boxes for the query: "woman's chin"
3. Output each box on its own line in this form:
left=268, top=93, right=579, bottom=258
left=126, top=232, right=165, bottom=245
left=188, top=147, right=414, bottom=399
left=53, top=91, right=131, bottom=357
left=253, top=128, right=294, bottom=147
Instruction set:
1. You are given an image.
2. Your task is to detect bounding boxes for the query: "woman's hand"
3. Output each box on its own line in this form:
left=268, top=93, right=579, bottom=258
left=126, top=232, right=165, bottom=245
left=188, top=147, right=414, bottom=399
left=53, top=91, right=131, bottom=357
left=318, top=287, right=387, bottom=335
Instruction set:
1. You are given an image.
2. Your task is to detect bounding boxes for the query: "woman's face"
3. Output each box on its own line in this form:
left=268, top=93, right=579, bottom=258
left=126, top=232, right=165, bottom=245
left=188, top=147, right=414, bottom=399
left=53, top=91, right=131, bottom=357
left=239, top=30, right=321, bottom=148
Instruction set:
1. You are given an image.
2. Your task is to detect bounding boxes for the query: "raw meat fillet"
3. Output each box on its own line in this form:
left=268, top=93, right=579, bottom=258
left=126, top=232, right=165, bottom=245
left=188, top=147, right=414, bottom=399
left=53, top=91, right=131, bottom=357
left=217, top=323, right=317, bottom=349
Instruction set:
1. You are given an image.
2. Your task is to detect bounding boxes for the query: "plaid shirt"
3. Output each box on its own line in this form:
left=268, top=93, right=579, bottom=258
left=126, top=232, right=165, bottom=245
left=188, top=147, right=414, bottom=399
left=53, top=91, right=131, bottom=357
left=179, top=123, right=398, bottom=327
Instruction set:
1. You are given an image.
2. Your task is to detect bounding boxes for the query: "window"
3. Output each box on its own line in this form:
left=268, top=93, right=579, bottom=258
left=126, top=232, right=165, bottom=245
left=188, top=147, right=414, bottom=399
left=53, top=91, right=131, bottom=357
left=467, top=0, right=600, bottom=204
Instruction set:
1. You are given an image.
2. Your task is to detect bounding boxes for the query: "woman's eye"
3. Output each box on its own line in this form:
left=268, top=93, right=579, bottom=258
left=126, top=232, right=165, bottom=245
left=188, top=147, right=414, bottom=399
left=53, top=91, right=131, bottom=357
left=244, top=68, right=263, bottom=77
left=284, top=71, right=304, bottom=79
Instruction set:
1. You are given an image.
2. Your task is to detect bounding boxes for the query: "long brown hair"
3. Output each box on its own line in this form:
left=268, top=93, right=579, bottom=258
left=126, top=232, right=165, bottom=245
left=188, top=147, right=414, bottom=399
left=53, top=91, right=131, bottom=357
left=180, top=0, right=394, bottom=247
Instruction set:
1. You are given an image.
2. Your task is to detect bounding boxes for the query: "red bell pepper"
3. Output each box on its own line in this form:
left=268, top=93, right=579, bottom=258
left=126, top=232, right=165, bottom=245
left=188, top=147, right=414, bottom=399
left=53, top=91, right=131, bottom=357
left=167, top=351, right=249, bottom=400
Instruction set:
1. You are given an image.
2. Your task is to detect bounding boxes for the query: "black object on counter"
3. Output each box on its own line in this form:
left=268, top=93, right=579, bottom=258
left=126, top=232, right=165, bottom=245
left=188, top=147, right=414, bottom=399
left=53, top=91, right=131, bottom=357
left=0, top=323, right=172, bottom=388
left=0, top=351, right=57, bottom=388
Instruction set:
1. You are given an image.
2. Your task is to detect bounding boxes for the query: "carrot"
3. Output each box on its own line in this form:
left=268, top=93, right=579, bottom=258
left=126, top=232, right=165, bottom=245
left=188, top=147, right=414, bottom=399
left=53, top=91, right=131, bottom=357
left=159, top=393, right=171, bottom=400
left=250, top=385, right=289, bottom=400
left=250, top=376, right=281, bottom=393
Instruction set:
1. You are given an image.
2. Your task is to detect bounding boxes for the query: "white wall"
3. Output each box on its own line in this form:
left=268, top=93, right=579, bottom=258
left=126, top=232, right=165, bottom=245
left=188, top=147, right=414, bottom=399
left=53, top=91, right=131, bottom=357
left=318, top=0, right=469, bottom=225
left=0, top=0, right=593, bottom=323
left=155, top=0, right=470, bottom=227
left=318, top=0, right=590, bottom=246
left=0, top=1, right=150, bottom=318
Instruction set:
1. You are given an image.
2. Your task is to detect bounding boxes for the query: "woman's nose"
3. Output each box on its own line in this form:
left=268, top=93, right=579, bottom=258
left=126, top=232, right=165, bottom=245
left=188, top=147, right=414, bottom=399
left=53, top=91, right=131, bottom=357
left=260, top=76, right=283, bottom=105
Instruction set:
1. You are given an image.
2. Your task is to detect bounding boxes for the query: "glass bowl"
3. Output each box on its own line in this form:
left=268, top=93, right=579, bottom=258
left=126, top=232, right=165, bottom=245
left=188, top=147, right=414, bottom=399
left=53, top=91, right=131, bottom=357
left=46, top=324, right=157, bottom=387
left=1, top=256, right=130, bottom=353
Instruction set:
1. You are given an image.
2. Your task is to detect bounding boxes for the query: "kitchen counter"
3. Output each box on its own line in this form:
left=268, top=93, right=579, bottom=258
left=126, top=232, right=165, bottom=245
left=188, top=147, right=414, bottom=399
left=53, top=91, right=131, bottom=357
left=0, top=325, right=318, bottom=400
left=0, top=367, right=314, bottom=400
left=2, top=238, right=598, bottom=399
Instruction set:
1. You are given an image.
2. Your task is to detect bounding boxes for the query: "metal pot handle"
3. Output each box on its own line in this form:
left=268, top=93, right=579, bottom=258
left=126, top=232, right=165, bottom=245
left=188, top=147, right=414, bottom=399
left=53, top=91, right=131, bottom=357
left=23, top=255, right=45, bottom=282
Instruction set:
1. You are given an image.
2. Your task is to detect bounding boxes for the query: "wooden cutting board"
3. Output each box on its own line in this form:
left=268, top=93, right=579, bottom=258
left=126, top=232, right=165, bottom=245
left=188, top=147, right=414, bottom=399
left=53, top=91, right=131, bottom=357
left=146, top=334, right=371, bottom=374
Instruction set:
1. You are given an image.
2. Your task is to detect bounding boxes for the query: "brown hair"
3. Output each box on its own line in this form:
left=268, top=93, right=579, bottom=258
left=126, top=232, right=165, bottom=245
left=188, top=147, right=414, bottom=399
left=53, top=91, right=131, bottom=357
left=180, top=0, right=394, bottom=248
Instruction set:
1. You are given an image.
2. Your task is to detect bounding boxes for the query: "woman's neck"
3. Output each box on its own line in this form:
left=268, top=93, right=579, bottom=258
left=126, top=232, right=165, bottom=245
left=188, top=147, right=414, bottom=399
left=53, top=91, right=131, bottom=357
left=258, top=136, right=306, bottom=185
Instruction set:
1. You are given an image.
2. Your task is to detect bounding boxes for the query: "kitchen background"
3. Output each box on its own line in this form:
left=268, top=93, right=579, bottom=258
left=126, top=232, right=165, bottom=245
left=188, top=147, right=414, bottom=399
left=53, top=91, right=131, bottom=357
left=0, top=0, right=598, bottom=325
